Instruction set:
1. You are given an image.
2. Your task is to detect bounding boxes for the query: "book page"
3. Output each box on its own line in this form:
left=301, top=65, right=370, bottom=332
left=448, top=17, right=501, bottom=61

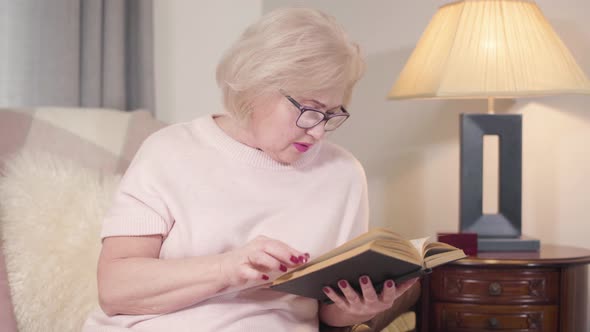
left=276, top=228, right=418, bottom=278
left=423, top=242, right=460, bottom=257
left=409, top=237, right=430, bottom=257
left=297, top=228, right=405, bottom=269
left=408, top=238, right=466, bottom=269
left=423, top=249, right=466, bottom=269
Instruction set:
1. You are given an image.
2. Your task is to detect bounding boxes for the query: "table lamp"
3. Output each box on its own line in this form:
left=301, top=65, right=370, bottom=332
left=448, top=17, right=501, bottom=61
left=388, top=0, right=590, bottom=251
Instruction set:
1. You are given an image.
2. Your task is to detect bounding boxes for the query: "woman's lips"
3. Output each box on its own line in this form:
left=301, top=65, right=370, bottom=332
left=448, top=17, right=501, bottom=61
left=293, top=143, right=311, bottom=152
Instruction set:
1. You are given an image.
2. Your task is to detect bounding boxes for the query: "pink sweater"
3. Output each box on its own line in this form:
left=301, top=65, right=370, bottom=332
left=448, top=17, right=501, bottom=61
left=83, top=115, right=369, bottom=331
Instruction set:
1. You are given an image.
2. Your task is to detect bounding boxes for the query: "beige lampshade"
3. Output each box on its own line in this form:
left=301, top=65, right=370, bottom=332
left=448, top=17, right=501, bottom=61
left=389, top=0, right=590, bottom=99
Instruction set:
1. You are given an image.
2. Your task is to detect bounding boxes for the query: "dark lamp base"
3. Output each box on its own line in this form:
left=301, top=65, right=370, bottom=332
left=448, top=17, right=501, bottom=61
left=477, top=235, right=540, bottom=252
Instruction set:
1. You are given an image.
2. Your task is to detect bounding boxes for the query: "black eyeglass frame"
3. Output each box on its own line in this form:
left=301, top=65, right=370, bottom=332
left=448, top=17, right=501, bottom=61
left=284, top=95, right=350, bottom=131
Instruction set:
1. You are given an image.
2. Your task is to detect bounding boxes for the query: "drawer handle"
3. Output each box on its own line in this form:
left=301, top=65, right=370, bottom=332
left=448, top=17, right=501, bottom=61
left=488, top=282, right=502, bottom=296
left=488, top=317, right=500, bottom=328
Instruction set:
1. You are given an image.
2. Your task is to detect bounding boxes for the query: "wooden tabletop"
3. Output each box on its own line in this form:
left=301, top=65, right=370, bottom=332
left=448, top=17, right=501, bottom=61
left=452, top=244, right=590, bottom=267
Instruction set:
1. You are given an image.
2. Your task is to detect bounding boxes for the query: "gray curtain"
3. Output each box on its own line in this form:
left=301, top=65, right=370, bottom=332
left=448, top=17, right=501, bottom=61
left=0, top=0, right=154, bottom=112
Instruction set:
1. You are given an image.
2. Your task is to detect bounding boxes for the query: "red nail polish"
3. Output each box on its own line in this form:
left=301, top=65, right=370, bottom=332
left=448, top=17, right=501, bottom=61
left=304, top=252, right=310, bottom=259
left=290, top=255, right=299, bottom=264
left=323, top=287, right=331, bottom=294
left=386, top=280, right=394, bottom=288
left=298, top=255, right=305, bottom=263
left=338, top=280, right=348, bottom=288
left=279, top=264, right=287, bottom=272
left=360, top=276, right=369, bottom=285
left=262, top=274, right=269, bottom=281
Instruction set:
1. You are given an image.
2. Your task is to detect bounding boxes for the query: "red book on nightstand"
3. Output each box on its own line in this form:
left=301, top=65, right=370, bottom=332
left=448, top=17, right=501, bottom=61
left=437, top=232, right=478, bottom=256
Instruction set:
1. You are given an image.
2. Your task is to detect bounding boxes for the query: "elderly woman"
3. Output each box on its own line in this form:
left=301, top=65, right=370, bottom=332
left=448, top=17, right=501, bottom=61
left=83, top=7, right=418, bottom=332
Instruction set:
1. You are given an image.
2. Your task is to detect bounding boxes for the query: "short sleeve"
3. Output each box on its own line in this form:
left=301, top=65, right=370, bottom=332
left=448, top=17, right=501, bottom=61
left=101, top=133, right=174, bottom=239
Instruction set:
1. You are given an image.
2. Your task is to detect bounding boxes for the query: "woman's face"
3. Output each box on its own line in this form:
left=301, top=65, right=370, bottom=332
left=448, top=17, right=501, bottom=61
left=247, top=88, right=346, bottom=165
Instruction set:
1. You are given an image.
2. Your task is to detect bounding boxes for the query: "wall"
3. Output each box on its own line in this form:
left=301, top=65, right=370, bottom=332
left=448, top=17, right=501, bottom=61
left=154, top=0, right=590, bottom=323
left=154, top=0, right=590, bottom=246
left=261, top=0, right=590, bottom=248
left=261, top=2, right=590, bottom=324
left=153, top=0, right=262, bottom=123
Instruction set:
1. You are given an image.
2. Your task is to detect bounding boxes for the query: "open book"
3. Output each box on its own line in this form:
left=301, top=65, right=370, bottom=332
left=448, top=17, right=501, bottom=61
left=270, top=228, right=466, bottom=302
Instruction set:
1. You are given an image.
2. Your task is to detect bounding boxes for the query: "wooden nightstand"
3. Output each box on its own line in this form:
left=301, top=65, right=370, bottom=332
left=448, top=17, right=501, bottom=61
left=417, top=244, right=590, bottom=332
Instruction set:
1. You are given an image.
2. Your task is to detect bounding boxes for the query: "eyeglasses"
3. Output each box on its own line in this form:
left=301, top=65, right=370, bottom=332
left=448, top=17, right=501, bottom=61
left=284, top=95, right=350, bottom=131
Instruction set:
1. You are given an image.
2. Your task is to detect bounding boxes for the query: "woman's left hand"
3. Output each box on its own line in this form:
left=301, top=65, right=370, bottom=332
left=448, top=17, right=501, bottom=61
left=321, top=276, right=418, bottom=320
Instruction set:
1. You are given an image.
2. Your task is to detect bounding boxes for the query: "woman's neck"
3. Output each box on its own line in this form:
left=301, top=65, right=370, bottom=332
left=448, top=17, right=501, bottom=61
left=213, top=114, right=260, bottom=150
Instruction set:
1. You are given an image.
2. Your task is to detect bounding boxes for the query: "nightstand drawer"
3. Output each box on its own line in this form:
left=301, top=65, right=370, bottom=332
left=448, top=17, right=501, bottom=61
left=433, top=303, right=558, bottom=331
left=430, top=267, right=559, bottom=304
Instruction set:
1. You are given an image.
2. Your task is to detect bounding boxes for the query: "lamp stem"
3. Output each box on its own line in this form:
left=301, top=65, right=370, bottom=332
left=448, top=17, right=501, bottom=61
left=487, top=97, right=495, bottom=114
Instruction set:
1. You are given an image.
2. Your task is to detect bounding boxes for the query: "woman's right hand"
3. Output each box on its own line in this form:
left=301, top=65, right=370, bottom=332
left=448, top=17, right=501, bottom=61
left=219, top=235, right=308, bottom=288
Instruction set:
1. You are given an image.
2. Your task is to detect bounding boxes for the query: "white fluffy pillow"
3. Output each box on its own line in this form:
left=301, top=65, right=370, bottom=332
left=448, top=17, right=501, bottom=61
left=0, top=150, right=120, bottom=332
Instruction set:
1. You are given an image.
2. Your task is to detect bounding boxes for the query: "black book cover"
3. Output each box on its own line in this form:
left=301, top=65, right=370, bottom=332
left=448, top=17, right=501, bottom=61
left=270, top=249, right=429, bottom=302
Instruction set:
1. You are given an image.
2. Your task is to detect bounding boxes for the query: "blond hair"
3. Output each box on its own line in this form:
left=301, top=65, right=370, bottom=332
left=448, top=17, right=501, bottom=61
left=216, top=7, right=365, bottom=121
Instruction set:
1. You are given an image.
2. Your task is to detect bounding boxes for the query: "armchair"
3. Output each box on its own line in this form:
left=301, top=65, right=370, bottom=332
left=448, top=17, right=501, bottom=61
left=0, top=107, right=419, bottom=332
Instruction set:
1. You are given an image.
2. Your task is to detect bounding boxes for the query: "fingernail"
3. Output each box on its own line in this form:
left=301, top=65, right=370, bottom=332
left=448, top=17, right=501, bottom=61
left=262, top=274, right=269, bottom=281
left=279, top=264, right=287, bottom=272
left=323, top=287, right=331, bottom=294
left=304, top=252, right=310, bottom=259
left=290, top=255, right=299, bottom=264
left=298, top=255, right=305, bottom=263
left=360, top=276, right=369, bottom=285
left=386, top=280, right=394, bottom=288
left=338, top=280, right=348, bottom=288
